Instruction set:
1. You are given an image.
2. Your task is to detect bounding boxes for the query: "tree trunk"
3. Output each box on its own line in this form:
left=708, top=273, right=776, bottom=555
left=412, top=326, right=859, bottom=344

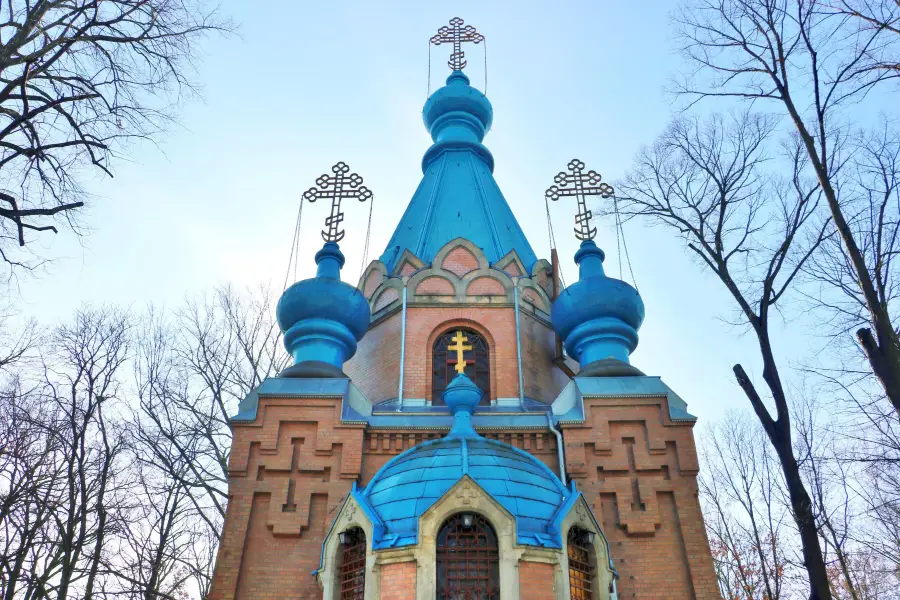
left=734, top=364, right=833, bottom=600
left=780, top=96, right=900, bottom=420
left=857, top=327, right=900, bottom=418
left=772, top=438, right=832, bottom=600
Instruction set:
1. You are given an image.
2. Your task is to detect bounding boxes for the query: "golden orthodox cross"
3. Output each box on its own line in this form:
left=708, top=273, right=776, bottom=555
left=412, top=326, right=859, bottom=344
left=545, top=159, right=615, bottom=241
left=447, top=330, right=472, bottom=375
left=430, top=17, right=484, bottom=71
left=302, top=161, right=373, bottom=242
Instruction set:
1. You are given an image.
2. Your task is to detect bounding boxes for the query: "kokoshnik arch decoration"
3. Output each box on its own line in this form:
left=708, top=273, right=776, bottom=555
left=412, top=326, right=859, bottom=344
left=545, top=159, right=615, bottom=241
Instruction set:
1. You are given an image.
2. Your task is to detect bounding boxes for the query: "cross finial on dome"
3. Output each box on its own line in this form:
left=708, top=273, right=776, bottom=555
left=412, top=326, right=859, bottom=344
left=442, top=373, right=482, bottom=438
left=430, top=17, right=484, bottom=72
left=545, top=159, right=615, bottom=241
left=302, top=162, right=373, bottom=243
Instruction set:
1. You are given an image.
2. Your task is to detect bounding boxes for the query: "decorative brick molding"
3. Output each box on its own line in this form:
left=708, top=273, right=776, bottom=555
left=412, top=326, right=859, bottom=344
left=345, top=238, right=570, bottom=407
left=441, top=245, right=479, bottom=278
left=210, top=396, right=364, bottom=600
left=562, top=395, right=719, bottom=599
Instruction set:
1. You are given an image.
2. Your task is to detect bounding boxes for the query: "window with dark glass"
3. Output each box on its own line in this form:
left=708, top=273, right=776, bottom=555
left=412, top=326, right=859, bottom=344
left=436, top=513, right=500, bottom=600
left=567, top=528, right=595, bottom=600
left=338, top=528, right=366, bottom=600
left=432, top=328, right=491, bottom=404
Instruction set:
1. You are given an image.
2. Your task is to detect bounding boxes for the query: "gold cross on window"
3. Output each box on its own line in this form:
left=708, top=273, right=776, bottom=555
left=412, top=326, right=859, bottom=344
left=447, top=330, right=472, bottom=375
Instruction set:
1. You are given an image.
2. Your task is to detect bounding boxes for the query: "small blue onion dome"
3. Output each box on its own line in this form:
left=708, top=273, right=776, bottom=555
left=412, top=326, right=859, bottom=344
left=551, top=240, right=645, bottom=368
left=361, top=373, right=571, bottom=549
left=275, top=242, right=370, bottom=377
left=422, top=70, right=494, bottom=171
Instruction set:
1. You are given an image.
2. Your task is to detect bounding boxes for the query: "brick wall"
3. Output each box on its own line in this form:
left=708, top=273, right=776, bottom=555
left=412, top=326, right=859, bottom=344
left=344, top=312, right=402, bottom=405
left=467, top=276, right=506, bottom=295
left=564, top=397, right=720, bottom=599
left=209, top=397, right=363, bottom=600
left=519, top=561, right=556, bottom=600
left=211, top=259, right=719, bottom=600
left=379, top=561, right=416, bottom=599
left=209, top=395, right=720, bottom=600
left=441, top=245, right=479, bottom=277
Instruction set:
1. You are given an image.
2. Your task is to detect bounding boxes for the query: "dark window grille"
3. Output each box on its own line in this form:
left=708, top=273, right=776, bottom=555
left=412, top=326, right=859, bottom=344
left=338, top=528, right=366, bottom=600
left=567, top=528, right=595, bottom=600
left=432, top=329, right=491, bottom=404
left=436, top=514, right=500, bottom=600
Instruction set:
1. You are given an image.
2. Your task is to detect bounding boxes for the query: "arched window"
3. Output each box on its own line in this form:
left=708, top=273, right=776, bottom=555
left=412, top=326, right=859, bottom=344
left=567, top=527, right=596, bottom=600
left=337, top=528, right=366, bottom=600
left=432, top=328, right=491, bottom=404
left=436, top=513, right=500, bottom=600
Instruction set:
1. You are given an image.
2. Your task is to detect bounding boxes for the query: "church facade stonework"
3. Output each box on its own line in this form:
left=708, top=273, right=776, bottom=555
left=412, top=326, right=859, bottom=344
left=208, top=18, right=720, bottom=600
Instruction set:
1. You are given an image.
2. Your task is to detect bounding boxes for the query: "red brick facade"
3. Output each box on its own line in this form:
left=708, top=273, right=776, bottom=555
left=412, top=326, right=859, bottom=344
left=208, top=245, right=719, bottom=600
left=379, top=562, right=416, bottom=599
left=519, top=562, right=556, bottom=600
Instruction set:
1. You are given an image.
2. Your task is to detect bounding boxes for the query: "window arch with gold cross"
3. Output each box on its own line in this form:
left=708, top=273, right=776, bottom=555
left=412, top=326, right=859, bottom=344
left=432, top=328, right=491, bottom=405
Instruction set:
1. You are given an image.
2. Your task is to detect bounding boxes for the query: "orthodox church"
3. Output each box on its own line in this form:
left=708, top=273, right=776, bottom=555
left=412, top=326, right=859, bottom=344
left=209, top=18, right=719, bottom=600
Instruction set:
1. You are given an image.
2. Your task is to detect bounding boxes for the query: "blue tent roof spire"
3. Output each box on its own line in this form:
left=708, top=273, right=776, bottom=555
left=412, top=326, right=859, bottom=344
left=379, top=71, right=538, bottom=273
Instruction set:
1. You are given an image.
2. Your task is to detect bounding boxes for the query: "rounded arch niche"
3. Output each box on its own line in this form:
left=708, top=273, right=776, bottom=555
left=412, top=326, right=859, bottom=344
left=436, top=513, right=500, bottom=599
left=431, top=327, right=491, bottom=405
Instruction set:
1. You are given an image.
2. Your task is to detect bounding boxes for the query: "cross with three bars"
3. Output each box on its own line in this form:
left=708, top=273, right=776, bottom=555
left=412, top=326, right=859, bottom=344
left=302, top=162, right=373, bottom=243
left=447, top=330, right=472, bottom=375
left=545, top=159, right=615, bottom=241
left=430, top=17, right=484, bottom=71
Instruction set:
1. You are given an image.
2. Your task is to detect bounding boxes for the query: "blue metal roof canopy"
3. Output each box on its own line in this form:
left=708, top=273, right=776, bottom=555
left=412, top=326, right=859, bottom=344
left=379, top=71, right=538, bottom=273
left=357, top=373, right=573, bottom=549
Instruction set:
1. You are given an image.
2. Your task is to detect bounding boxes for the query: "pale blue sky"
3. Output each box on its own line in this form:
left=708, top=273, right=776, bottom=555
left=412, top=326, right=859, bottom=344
left=10, top=0, right=818, bottom=424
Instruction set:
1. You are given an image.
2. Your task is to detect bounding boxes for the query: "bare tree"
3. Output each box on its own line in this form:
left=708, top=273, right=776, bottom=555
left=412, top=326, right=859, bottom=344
left=619, top=112, right=833, bottom=599
left=0, top=0, right=230, bottom=272
left=700, top=412, right=795, bottom=600
left=675, top=0, right=900, bottom=420
left=111, top=442, right=205, bottom=600
left=133, top=286, right=287, bottom=596
left=831, top=0, right=900, bottom=72
left=802, top=126, right=900, bottom=376
left=793, top=396, right=863, bottom=599
left=0, top=307, right=132, bottom=600
left=0, top=288, right=284, bottom=600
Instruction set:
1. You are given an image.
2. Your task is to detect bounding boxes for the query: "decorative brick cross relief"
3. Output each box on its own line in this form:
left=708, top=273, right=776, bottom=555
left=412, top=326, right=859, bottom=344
left=235, top=415, right=364, bottom=537
left=344, top=502, right=357, bottom=523
left=599, top=435, right=672, bottom=535
left=456, top=484, right=478, bottom=506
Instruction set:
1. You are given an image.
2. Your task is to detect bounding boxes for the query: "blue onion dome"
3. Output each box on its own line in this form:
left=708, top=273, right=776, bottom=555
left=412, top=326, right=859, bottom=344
left=551, top=240, right=645, bottom=373
left=361, top=373, right=570, bottom=548
left=276, top=242, right=370, bottom=377
left=422, top=70, right=494, bottom=171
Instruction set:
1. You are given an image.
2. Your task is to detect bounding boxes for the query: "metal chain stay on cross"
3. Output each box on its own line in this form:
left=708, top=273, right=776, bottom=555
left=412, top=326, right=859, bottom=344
left=302, top=161, right=373, bottom=243
left=447, top=330, right=472, bottom=375
left=430, top=17, right=484, bottom=71
left=545, top=159, right=614, bottom=241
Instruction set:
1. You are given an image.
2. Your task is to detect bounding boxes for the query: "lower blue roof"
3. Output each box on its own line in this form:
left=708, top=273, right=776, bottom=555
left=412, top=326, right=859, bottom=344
left=361, top=434, right=569, bottom=549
